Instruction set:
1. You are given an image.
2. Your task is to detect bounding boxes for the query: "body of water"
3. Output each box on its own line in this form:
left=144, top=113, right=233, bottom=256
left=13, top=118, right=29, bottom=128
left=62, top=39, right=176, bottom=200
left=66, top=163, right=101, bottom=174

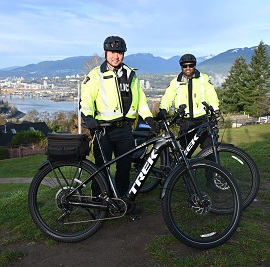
left=1, top=95, right=78, bottom=115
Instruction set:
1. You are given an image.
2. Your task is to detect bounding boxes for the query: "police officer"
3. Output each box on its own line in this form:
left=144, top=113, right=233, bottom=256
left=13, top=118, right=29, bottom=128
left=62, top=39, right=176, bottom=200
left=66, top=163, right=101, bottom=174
left=80, top=36, right=157, bottom=215
left=157, top=54, right=219, bottom=155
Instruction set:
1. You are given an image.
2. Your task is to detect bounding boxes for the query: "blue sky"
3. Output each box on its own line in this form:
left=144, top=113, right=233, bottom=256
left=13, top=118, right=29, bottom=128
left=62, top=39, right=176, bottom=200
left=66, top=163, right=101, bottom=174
left=1, top=0, right=270, bottom=69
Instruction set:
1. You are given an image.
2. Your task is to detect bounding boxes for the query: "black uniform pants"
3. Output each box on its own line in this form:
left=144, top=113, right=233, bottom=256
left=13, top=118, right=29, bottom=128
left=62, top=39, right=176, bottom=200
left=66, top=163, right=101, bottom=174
left=93, top=125, right=134, bottom=197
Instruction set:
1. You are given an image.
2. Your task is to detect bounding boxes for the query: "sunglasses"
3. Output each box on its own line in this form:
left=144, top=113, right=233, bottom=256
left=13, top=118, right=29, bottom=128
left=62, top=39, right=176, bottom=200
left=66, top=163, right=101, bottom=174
left=182, top=64, right=195, bottom=69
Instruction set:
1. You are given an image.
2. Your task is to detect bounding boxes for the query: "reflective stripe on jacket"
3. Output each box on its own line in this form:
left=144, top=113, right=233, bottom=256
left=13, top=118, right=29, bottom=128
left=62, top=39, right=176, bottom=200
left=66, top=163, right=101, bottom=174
left=80, top=61, right=152, bottom=121
left=160, top=69, right=219, bottom=118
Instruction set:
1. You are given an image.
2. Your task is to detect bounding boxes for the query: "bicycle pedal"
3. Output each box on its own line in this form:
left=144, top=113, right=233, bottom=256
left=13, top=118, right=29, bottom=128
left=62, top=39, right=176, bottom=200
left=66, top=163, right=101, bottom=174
left=128, top=214, right=141, bottom=221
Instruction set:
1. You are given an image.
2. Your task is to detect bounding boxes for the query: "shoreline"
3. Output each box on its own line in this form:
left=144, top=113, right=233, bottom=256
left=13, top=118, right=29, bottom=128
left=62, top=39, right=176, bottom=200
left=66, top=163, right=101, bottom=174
left=7, top=110, right=25, bottom=120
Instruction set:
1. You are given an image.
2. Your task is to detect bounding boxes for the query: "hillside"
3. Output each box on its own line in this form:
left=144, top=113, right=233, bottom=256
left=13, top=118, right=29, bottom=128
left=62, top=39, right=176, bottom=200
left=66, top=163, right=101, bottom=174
left=0, top=44, right=269, bottom=79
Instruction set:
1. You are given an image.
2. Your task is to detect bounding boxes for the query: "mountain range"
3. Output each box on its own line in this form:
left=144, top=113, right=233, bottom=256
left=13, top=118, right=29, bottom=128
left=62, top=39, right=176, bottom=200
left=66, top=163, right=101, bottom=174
left=0, top=45, right=269, bottom=79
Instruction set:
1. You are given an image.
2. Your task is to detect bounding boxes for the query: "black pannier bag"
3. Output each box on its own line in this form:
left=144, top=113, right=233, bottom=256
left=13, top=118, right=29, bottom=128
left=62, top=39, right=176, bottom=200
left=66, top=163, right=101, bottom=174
left=46, top=133, right=90, bottom=161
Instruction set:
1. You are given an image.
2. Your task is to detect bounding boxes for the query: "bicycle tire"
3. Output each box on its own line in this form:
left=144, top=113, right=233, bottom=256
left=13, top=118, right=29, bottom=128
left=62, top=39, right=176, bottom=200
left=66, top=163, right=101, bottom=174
left=161, top=159, right=242, bottom=249
left=196, top=144, right=260, bottom=210
left=28, top=160, right=110, bottom=242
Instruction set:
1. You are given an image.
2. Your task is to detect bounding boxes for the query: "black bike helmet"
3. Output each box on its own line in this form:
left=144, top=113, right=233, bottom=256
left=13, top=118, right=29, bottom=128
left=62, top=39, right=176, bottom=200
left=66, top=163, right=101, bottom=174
left=103, top=36, right=127, bottom=52
left=179, top=54, right=197, bottom=66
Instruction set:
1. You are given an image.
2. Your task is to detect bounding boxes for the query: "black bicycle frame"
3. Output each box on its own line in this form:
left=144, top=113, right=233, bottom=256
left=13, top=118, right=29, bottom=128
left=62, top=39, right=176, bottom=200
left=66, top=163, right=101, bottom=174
left=65, top=129, right=174, bottom=203
left=178, top=122, right=211, bottom=158
left=65, top=123, right=205, bottom=212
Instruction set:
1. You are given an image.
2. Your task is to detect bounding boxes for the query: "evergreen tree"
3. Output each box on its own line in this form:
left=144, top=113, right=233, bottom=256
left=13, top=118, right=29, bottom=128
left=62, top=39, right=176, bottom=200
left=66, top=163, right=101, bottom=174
left=220, top=56, right=250, bottom=114
left=221, top=41, right=270, bottom=117
left=246, top=41, right=270, bottom=116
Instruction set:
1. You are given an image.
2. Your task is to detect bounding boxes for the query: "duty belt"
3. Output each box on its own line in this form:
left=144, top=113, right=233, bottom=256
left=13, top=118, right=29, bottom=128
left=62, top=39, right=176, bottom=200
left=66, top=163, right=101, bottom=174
left=112, top=120, right=133, bottom=127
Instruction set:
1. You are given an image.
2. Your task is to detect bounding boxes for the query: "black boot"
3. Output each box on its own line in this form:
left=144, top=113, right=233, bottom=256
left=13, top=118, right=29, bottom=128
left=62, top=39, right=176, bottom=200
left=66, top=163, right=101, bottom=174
left=121, top=196, right=143, bottom=215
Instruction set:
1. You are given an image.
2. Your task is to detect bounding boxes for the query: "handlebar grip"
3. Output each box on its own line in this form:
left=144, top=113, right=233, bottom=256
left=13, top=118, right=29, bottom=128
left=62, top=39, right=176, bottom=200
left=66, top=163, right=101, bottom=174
left=202, top=101, right=215, bottom=114
left=176, top=104, right=187, bottom=117
left=179, top=104, right=187, bottom=110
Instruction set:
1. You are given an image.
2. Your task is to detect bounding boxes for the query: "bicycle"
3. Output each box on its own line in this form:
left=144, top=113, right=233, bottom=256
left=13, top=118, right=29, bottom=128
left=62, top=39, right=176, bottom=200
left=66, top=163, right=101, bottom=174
left=131, top=102, right=260, bottom=210
left=28, top=108, right=242, bottom=249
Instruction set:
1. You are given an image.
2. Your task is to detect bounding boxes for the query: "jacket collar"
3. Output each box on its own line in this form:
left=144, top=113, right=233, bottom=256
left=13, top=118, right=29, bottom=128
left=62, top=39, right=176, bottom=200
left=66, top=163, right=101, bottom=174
left=177, top=69, right=201, bottom=82
left=100, top=61, right=135, bottom=82
left=100, top=61, right=129, bottom=73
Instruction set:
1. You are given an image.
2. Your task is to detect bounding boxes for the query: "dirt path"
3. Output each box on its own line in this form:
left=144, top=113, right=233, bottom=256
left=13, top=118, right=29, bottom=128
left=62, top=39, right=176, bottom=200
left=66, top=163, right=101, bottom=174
left=0, top=178, right=200, bottom=266
left=0, top=178, right=33, bottom=184
left=2, top=211, right=200, bottom=267
left=3, top=178, right=268, bottom=266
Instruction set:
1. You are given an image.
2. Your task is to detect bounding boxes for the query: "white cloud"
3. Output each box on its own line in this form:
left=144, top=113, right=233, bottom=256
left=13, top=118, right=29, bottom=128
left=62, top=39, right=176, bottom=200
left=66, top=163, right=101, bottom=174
left=0, top=0, right=270, bottom=68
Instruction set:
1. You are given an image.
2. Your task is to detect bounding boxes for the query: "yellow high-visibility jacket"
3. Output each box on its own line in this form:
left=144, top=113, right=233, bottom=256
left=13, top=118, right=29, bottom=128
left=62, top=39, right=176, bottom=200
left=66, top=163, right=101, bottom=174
left=160, top=69, right=219, bottom=118
left=80, top=62, right=153, bottom=121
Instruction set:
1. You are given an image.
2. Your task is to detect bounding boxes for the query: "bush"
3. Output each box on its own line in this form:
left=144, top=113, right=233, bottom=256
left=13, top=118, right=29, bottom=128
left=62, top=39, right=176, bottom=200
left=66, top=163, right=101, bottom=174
left=219, top=114, right=233, bottom=129
left=0, top=146, right=9, bottom=160
left=11, top=130, right=45, bottom=147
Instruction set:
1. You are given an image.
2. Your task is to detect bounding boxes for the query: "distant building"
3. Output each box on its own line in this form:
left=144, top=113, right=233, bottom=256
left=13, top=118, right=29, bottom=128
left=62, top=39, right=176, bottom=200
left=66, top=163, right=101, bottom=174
left=140, top=80, right=145, bottom=89
left=145, top=81, right=151, bottom=89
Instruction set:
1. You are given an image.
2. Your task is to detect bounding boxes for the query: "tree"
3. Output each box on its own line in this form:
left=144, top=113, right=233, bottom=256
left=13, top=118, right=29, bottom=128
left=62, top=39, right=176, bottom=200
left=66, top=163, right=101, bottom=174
left=39, top=111, right=51, bottom=124
left=246, top=41, right=270, bottom=116
left=22, top=109, right=77, bottom=133
left=24, top=109, right=40, bottom=122
left=0, top=114, right=6, bottom=125
left=49, top=110, right=77, bottom=132
left=82, top=53, right=104, bottom=74
left=220, top=41, right=270, bottom=117
left=220, top=56, right=250, bottom=114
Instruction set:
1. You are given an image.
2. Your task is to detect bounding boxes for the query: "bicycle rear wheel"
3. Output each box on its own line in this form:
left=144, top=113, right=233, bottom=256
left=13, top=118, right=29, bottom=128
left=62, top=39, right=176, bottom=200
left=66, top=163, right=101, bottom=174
left=28, top=160, right=110, bottom=242
left=197, top=144, right=260, bottom=210
left=161, top=160, right=242, bottom=249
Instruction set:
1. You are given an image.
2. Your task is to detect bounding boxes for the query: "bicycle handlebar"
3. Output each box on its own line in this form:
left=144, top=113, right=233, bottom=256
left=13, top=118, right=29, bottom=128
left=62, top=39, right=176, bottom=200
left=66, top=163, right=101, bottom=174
left=166, top=104, right=187, bottom=126
left=202, top=101, right=215, bottom=115
left=156, top=102, right=221, bottom=132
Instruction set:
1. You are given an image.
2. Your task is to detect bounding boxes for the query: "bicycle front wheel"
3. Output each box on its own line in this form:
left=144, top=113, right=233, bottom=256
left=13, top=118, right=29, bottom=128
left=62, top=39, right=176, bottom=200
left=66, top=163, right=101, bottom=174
left=161, top=160, right=242, bottom=249
left=28, top=160, right=110, bottom=242
left=197, top=144, right=260, bottom=210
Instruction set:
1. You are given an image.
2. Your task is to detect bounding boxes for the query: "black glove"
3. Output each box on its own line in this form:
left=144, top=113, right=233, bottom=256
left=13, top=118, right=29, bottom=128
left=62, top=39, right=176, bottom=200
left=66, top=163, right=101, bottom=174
left=84, top=115, right=99, bottom=130
left=145, top=117, right=159, bottom=133
left=156, top=109, right=167, bottom=120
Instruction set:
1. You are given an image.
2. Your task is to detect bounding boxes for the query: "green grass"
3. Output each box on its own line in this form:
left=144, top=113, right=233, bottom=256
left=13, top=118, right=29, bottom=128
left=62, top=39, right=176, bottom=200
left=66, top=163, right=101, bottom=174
left=146, top=206, right=270, bottom=267
left=0, top=251, right=25, bottom=267
left=0, top=123, right=269, bottom=266
left=0, top=154, right=95, bottom=178
left=0, top=155, right=47, bottom=178
left=220, top=123, right=270, bottom=146
left=0, top=184, right=44, bottom=241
